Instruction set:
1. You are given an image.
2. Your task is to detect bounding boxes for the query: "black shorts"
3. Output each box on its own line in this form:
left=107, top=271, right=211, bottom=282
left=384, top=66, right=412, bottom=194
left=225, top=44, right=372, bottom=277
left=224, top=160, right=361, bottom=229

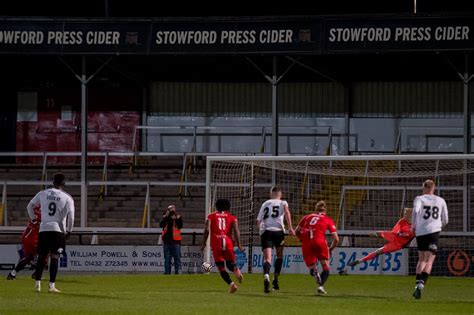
left=416, top=232, right=440, bottom=252
left=37, top=231, right=66, bottom=256
left=261, top=230, right=285, bottom=250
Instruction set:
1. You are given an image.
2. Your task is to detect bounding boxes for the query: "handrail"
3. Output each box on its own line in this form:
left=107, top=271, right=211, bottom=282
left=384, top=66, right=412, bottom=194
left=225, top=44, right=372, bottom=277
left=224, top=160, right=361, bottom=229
left=396, top=125, right=474, bottom=153
left=0, top=178, right=274, bottom=227
left=0, top=180, right=273, bottom=187
left=41, top=152, right=47, bottom=190
left=0, top=151, right=271, bottom=158
left=0, top=183, right=6, bottom=226
left=327, top=126, right=333, bottom=155
left=99, top=151, right=108, bottom=200
left=0, top=227, right=203, bottom=233
left=1, top=227, right=472, bottom=237
left=131, top=125, right=340, bottom=155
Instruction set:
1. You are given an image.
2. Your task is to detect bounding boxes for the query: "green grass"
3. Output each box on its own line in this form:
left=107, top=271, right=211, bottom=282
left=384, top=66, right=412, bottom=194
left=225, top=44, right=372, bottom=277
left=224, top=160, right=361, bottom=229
left=0, top=274, right=473, bottom=314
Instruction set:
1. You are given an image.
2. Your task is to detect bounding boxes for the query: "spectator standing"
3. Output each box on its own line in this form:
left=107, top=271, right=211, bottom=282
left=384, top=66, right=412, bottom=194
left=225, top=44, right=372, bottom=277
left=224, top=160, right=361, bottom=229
left=159, top=205, right=183, bottom=274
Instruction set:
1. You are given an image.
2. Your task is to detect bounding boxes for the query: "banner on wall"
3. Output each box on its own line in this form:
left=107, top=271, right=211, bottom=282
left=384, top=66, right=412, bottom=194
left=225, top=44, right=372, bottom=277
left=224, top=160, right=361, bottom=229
left=0, top=16, right=473, bottom=54
left=410, top=248, right=474, bottom=277
left=0, top=245, right=408, bottom=275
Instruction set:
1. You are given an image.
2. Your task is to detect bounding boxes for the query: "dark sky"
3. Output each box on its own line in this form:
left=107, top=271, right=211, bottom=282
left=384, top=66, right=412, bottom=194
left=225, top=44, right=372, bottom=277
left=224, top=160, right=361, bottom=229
left=1, top=0, right=473, bottom=17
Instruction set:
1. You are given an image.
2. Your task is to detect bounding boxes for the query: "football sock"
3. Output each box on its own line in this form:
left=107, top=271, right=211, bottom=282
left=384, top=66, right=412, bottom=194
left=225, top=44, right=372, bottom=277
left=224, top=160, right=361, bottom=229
left=225, top=260, right=236, bottom=272
left=361, top=252, right=377, bottom=263
left=216, top=262, right=226, bottom=272
left=49, top=257, right=59, bottom=283
left=310, top=268, right=321, bottom=285
left=35, top=255, right=47, bottom=281
left=49, top=282, right=55, bottom=289
left=263, top=261, right=271, bottom=275
left=274, top=258, right=283, bottom=276
left=416, top=274, right=422, bottom=284
left=421, top=272, right=429, bottom=285
left=10, top=270, right=16, bottom=277
left=15, top=258, right=29, bottom=273
left=321, top=266, right=330, bottom=286
left=35, top=280, right=41, bottom=287
left=220, top=270, right=232, bottom=285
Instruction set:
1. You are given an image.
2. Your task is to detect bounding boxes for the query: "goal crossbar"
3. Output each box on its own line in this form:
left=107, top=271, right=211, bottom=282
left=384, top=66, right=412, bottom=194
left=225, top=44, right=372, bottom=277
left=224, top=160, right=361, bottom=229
left=206, top=154, right=474, bottom=162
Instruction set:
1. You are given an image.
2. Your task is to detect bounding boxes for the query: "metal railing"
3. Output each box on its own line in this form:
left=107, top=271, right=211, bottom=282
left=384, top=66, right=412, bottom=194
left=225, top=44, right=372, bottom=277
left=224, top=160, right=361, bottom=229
left=395, top=125, right=474, bottom=154
left=0, top=151, right=261, bottom=209
left=0, top=151, right=277, bottom=230
left=0, top=226, right=205, bottom=245
left=131, top=125, right=351, bottom=156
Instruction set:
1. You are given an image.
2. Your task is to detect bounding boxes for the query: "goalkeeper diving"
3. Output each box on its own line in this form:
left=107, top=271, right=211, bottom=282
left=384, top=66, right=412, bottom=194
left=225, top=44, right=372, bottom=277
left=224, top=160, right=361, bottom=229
left=339, top=207, right=414, bottom=274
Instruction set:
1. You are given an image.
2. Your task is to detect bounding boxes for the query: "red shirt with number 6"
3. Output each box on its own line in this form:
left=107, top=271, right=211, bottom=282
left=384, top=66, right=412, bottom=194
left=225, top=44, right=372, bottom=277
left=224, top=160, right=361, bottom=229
left=297, top=212, right=337, bottom=265
left=297, top=213, right=337, bottom=244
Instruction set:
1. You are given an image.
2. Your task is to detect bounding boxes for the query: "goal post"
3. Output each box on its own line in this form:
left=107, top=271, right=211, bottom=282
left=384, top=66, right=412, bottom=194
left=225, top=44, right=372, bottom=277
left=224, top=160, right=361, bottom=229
left=205, top=154, right=474, bottom=276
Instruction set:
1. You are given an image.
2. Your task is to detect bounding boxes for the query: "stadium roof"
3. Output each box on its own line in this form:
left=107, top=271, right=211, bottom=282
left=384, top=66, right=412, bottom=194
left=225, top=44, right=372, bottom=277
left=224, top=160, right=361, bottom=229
left=2, top=0, right=474, bottom=17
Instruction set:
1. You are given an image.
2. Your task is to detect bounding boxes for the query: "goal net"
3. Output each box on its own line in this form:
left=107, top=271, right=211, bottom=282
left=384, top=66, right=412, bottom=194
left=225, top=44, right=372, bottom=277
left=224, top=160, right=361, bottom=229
left=205, top=155, right=474, bottom=276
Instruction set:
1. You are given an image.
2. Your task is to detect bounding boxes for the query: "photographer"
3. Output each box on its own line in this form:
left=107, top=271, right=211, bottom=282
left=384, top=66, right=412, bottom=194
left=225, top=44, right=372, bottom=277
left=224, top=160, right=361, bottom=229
left=159, top=205, right=183, bottom=274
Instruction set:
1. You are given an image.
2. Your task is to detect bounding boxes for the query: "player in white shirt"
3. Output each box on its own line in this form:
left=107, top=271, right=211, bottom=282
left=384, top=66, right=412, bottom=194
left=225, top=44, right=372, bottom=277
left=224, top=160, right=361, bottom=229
left=411, top=179, right=448, bottom=299
left=256, top=186, right=294, bottom=293
left=27, top=173, right=75, bottom=293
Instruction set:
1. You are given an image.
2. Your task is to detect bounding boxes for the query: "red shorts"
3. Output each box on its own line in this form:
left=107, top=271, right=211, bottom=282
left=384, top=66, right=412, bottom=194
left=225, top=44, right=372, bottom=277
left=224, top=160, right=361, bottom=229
left=21, top=228, right=38, bottom=258
left=379, top=231, right=406, bottom=254
left=212, top=248, right=236, bottom=263
left=302, top=240, right=330, bottom=267
left=211, top=238, right=235, bottom=263
left=22, top=237, right=38, bottom=258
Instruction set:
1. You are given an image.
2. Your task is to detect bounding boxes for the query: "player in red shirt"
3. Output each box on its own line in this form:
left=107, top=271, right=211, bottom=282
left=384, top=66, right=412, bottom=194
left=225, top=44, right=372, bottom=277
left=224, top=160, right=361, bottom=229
left=340, top=207, right=414, bottom=274
left=296, top=200, right=339, bottom=295
left=201, top=199, right=244, bottom=294
left=7, top=205, right=43, bottom=280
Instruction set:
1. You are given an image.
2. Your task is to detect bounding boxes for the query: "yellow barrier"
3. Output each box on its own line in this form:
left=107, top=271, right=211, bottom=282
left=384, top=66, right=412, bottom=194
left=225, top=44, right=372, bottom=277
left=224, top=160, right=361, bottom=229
left=141, top=185, right=150, bottom=228
left=141, top=202, right=148, bottom=228
left=0, top=203, right=3, bottom=226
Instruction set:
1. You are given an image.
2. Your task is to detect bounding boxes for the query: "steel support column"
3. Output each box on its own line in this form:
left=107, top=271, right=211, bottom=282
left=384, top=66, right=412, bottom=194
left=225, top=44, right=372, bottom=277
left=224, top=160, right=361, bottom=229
left=59, top=56, right=112, bottom=228
left=80, top=56, right=88, bottom=228
left=271, top=56, right=278, bottom=156
left=141, top=86, right=148, bottom=151
left=245, top=56, right=297, bottom=156
left=463, top=54, right=471, bottom=154
left=463, top=53, right=471, bottom=232
left=344, top=85, right=351, bottom=155
left=443, top=52, right=473, bottom=231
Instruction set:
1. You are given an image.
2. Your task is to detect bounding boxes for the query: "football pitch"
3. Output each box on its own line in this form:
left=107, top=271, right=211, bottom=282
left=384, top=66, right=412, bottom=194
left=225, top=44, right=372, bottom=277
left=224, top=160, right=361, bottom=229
left=0, top=274, right=473, bottom=314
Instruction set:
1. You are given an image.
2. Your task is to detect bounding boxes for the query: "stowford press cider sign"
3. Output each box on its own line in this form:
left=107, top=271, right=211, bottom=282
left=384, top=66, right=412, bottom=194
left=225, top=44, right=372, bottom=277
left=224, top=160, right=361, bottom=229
left=328, top=26, right=469, bottom=43
left=149, top=20, right=320, bottom=53
left=0, top=30, right=120, bottom=45
left=0, top=21, right=148, bottom=53
left=324, top=18, right=474, bottom=51
left=155, top=29, right=294, bottom=45
left=0, top=16, right=473, bottom=54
